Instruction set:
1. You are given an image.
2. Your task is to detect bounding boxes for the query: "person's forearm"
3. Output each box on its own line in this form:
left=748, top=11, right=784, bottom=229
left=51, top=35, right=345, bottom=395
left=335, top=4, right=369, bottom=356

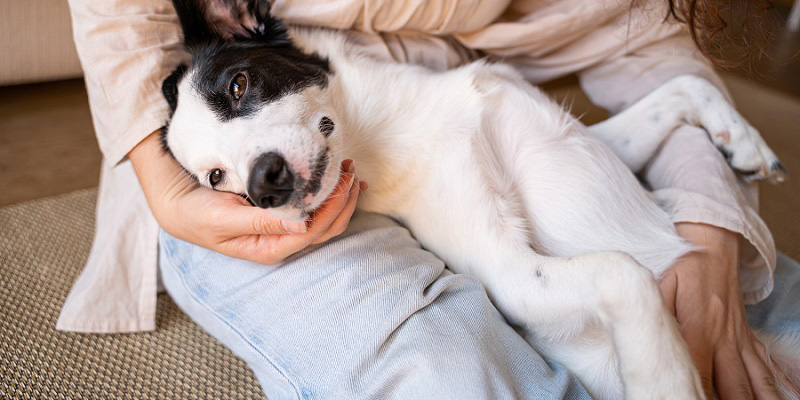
left=128, top=130, right=194, bottom=230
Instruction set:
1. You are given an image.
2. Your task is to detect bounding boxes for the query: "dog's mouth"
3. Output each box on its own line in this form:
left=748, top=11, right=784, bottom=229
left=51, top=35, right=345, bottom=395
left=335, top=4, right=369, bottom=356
left=302, top=147, right=330, bottom=198
left=240, top=193, right=258, bottom=207
left=291, top=148, right=330, bottom=212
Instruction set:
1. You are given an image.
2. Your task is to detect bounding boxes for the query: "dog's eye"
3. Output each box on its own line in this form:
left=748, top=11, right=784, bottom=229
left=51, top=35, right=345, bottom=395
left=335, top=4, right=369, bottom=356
left=319, top=117, right=335, bottom=137
left=209, top=169, right=224, bottom=186
left=230, top=74, right=248, bottom=100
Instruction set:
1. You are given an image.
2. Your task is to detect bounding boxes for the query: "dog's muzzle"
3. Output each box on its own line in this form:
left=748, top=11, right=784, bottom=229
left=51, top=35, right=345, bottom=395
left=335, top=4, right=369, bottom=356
left=248, top=152, right=294, bottom=208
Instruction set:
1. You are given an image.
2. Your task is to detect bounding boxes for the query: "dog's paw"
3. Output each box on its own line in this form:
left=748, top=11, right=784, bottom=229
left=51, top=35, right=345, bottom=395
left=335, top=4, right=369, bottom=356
left=203, top=0, right=282, bottom=40
left=717, top=142, right=786, bottom=184
left=698, top=108, right=785, bottom=184
left=675, top=75, right=786, bottom=184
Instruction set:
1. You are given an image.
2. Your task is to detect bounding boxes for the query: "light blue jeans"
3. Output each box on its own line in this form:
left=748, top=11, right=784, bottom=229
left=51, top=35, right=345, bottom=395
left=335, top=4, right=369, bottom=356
left=159, top=211, right=589, bottom=399
left=159, top=211, right=799, bottom=399
left=747, top=252, right=800, bottom=340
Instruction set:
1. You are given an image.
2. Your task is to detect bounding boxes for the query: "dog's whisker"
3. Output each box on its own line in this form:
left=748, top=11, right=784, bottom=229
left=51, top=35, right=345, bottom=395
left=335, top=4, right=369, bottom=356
left=240, top=193, right=257, bottom=207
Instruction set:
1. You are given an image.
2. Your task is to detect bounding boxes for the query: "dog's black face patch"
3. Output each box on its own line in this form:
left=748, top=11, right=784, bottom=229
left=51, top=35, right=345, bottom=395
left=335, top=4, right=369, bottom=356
left=190, top=42, right=330, bottom=122
left=304, top=146, right=329, bottom=196
left=163, top=65, right=187, bottom=115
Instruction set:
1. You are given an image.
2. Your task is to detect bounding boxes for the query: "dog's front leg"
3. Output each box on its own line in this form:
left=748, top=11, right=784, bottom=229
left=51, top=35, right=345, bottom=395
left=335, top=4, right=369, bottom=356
left=587, top=75, right=784, bottom=183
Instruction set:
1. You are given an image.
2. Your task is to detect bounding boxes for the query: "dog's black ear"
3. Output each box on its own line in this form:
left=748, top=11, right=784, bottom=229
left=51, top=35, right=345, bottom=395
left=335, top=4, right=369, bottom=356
left=241, top=0, right=290, bottom=45
left=162, top=64, right=187, bottom=116
left=171, top=0, right=221, bottom=49
left=171, top=0, right=288, bottom=48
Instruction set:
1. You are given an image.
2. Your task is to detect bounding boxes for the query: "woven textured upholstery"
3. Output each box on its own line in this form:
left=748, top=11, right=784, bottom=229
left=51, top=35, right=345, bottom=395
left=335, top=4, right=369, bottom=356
left=0, top=189, right=265, bottom=399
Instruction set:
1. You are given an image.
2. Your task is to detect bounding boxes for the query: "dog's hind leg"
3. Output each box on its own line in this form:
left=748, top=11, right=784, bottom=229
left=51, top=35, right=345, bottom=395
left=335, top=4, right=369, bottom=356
left=437, top=231, right=703, bottom=399
left=586, top=75, right=785, bottom=183
left=406, top=188, right=701, bottom=399
left=453, top=71, right=701, bottom=397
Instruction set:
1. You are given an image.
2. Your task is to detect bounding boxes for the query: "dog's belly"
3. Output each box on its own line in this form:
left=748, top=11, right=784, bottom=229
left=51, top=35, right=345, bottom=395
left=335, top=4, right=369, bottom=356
left=350, top=60, right=688, bottom=278
left=299, top=25, right=689, bottom=276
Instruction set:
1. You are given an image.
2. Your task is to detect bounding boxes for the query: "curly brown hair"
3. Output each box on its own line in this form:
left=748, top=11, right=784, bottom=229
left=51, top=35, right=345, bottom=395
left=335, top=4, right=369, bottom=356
left=662, top=0, right=775, bottom=67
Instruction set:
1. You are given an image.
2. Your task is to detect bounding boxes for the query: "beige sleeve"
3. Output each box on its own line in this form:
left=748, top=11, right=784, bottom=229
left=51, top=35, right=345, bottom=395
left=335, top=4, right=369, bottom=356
left=68, top=0, right=189, bottom=164
left=578, top=34, right=729, bottom=113
left=342, top=30, right=477, bottom=71
left=273, top=0, right=491, bottom=70
left=272, top=0, right=508, bottom=35
left=578, top=33, right=776, bottom=303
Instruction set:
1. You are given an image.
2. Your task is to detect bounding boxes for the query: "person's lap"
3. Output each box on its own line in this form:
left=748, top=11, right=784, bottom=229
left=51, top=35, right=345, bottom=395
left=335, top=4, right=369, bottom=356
left=160, top=209, right=800, bottom=399
left=159, top=211, right=589, bottom=399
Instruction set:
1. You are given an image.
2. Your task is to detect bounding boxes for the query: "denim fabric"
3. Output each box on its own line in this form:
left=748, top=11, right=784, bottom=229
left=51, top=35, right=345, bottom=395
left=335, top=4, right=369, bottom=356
left=159, top=211, right=589, bottom=400
left=747, top=252, right=800, bottom=339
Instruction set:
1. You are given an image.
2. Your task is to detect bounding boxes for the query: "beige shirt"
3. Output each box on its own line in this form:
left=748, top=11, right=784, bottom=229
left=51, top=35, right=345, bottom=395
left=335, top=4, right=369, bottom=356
left=58, top=0, right=776, bottom=333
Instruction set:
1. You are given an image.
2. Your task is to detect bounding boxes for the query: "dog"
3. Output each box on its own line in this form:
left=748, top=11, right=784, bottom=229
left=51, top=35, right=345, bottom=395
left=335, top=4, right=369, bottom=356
left=161, top=0, right=793, bottom=398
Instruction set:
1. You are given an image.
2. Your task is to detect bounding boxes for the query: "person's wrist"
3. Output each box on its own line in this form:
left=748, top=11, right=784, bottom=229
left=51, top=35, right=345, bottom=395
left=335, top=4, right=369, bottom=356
left=672, top=222, right=740, bottom=282
left=676, top=222, right=738, bottom=256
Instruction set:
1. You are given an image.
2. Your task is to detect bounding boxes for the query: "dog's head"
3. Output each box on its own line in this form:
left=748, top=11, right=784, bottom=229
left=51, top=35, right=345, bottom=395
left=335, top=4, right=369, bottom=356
left=163, top=0, right=342, bottom=222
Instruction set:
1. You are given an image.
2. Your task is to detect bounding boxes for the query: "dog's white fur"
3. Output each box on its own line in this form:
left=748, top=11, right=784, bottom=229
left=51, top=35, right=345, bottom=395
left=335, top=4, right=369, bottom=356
left=167, top=26, right=788, bottom=399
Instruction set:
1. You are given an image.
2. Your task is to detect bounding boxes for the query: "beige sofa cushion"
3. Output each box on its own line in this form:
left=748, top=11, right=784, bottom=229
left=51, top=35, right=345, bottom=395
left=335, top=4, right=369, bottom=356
left=0, top=0, right=83, bottom=86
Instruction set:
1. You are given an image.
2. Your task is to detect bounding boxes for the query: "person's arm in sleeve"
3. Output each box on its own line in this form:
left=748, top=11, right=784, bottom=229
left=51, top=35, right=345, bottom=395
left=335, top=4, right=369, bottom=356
left=579, top=32, right=789, bottom=399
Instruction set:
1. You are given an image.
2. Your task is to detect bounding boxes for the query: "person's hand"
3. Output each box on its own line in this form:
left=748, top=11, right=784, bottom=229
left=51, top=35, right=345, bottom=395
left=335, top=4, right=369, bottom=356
left=659, top=222, right=797, bottom=399
left=129, top=130, right=366, bottom=265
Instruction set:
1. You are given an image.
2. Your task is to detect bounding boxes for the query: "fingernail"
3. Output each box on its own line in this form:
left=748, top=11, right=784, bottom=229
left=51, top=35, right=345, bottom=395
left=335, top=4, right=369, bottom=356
left=348, top=160, right=356, bottom=174
left=281, top=221, right=307, bottom=234
left=342, top=159, right=353, bottom=172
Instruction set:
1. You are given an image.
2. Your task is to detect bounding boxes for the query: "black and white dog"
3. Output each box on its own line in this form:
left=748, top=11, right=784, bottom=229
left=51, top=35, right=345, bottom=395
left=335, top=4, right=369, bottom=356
left=162, top=0, right=793, bottom=398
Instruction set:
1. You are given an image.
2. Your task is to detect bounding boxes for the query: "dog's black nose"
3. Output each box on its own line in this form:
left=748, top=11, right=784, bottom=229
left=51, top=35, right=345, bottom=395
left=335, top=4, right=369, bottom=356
left=248, top=153, right=294, bottom=208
